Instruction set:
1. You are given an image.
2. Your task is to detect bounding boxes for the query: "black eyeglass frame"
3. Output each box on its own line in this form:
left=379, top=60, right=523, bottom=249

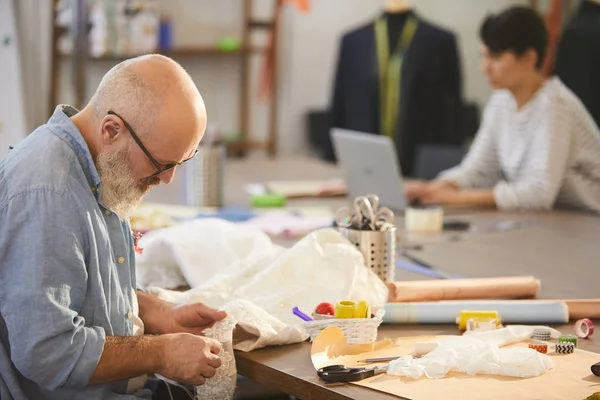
left=108, top=110, right=198, bottom=178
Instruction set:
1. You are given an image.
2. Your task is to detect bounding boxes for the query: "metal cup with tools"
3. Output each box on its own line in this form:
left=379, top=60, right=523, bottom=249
left=334, top=194, right=397, bottom=282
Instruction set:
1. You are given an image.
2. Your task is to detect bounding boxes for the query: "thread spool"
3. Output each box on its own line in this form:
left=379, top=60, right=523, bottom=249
left=405, top=206, right=444, bottom=234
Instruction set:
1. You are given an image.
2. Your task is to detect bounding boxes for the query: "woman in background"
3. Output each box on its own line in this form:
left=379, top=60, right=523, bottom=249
left=408, top=6, right=600, bottom=213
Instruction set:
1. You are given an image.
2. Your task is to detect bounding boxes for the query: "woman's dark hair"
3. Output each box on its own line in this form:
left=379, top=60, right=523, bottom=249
left=479, top=6, right=548, bottom=70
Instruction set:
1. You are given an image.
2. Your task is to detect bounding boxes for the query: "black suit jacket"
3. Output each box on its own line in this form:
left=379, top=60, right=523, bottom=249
left=555, top=0, right=600, bottom=130
left=329, top=13, right=463, bottom=176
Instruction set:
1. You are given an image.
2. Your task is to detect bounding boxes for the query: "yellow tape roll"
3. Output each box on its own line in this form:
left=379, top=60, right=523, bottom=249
left=456, top=310, right=500, bottom=331
left=335, top=300, right=357, bottom=319
left=354, top=300, right=371, bottom=318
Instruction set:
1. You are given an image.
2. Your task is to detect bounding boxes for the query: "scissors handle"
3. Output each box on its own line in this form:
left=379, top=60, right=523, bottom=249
left=317, top=364, right=380, bottom=383
left=365, top=194, right=380, bottom=211
left=334, top=206, right=354, bottom=228
left=354, top=197, right=376, bottom=230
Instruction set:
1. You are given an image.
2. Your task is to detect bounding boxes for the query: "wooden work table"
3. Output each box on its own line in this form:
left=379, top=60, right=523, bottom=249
left=218, top=157, right=600, bottom=400
left=147, top=155, right=600, bottom=399
left=234, top=208, right=600, bottom=399
left=236, top=323, right=600, bottom=400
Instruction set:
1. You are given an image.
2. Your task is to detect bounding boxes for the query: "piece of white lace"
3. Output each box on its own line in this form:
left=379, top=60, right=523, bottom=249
left=195, top=316, right=238, bottom=400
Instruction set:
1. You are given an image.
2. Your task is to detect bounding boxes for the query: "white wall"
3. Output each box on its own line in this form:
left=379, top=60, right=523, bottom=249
left=52, top=0, right=529, bottom=155
left=0, top=0, right=26, bottom=158
left=406, top=0, right=528, bottom=107
left=279, top=0, right=530, bottom=154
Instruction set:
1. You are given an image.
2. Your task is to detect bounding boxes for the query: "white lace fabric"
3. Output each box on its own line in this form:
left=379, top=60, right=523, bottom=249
left=140, top=219, right=389, bottom=352
left=195, top=316, right=238, bottom=400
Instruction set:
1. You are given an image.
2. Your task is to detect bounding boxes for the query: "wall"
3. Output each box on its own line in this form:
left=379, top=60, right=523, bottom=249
left=0, top=0, right=26, bottom=158
left=402, top=0, right=528, bottom=108
left=281, top=0, right=529, bottom=154
left=52, top=0, right=532, bottom=156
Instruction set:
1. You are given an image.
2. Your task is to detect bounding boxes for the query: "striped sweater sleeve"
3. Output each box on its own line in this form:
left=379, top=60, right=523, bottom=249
left=438, top=98, right=502, bottom=188
left=493, top=96, right=572, bottom=211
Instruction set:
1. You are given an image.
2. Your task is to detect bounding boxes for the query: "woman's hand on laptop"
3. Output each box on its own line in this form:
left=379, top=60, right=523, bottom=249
left=420, top=183, right=496, bottom=208
left=420, top=187, right=462, bottom=205
left=418, top=180, right=461, bottom=205
left=427, top=180, right=460, bottom=193
left=405, top=180, right=460, bottom=203
left=404, top=180, right=430, bottom=200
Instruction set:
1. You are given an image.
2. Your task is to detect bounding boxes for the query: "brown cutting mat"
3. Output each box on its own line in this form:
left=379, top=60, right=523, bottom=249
left=352, top=342, right=600, bottom=399
left=311, top=327, right=600, bottom=400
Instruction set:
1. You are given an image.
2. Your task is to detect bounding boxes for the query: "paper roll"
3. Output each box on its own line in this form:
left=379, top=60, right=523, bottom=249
left=404, top=206, right=444, bottom=234
left=386, top=276, right=541, bottom=302
left=559, top=299, right=600, bottom=320
left=383, top=300, right=569, bottom=325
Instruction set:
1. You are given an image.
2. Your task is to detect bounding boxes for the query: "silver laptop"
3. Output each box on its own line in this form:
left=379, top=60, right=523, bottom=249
left=331, top=128, right=408, bottom=211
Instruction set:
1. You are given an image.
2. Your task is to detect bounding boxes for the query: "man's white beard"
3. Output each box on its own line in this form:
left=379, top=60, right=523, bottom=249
left=96, top=148, right=155, bottom=220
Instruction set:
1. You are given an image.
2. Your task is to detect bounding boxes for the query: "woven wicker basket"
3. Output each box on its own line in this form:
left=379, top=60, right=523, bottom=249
left=303, top=308, right=385, bottom=344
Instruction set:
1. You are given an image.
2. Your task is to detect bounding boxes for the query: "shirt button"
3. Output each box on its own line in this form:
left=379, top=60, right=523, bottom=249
left=117, top=256, right=125, bottom=264
left=127, top=311, right=133, bottom=318
left=104, top=210, right=111, bottom=216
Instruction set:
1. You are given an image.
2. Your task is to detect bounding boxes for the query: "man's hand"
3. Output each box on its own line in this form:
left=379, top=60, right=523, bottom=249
left=137, top=291, right=227, bottom=335
left=157, top=333, right=223, bottom=386
left=165, top=303, right=227, bottom=335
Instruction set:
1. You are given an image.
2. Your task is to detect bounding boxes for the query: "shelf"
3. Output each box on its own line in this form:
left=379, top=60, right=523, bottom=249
left=227, top=139, right=271, bottom=151
left=51, top=0, right=282, bottom=157
left=59, top=45, right=267, bottom=61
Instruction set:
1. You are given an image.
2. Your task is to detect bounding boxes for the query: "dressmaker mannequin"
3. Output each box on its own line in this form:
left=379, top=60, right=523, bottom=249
left=328, top=1, right=464, bottom=175
left=383, top=1, right=414, bottom=53
left=384, top=0, right=414, bottom=13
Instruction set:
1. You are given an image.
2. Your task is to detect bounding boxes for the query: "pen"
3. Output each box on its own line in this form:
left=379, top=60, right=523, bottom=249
left=357, top=356, right=401, bottom=363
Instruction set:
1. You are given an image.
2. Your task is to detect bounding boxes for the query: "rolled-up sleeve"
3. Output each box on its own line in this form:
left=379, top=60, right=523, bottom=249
left=0, top=189, right=105, bottom=390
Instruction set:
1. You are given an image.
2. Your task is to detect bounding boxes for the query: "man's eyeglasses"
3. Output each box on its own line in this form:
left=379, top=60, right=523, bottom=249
left=108, top=110, right=198, bottom=178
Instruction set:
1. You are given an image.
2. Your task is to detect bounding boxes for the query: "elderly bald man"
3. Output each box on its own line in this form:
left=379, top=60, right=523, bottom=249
left=0, top=55, right=227, bottom=399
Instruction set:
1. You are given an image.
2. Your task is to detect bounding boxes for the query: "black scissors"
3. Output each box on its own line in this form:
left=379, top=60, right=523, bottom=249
left=317, top=364, right=388, bottom=383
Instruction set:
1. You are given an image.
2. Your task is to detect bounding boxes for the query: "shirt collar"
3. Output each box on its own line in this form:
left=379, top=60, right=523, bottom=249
left=47, top=105, right=102, bottom=196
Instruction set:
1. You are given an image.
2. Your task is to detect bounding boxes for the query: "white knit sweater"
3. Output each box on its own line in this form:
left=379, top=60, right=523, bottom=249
left=440, top=77, right=600, bottom=213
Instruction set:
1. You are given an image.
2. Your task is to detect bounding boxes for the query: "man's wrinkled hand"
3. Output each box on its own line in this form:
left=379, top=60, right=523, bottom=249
left=137, top=291, right=228, bottom=335
left=157, top=333, right=222, bottom=386
left=164, top=303, right=227, bottom=335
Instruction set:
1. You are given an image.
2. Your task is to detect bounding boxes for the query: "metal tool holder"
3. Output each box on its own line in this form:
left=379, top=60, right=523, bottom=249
left=335, top=194, right=397, bottom=282
left=337, top=226, right=396, bottom=282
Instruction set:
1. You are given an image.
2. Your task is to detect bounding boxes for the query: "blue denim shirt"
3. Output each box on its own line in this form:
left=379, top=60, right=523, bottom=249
left=0, top=106, right=151, bottom=399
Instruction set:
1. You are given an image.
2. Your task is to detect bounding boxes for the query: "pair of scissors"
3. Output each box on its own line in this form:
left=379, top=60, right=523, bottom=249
left=354, top=194, right=395, bottom=231
left=334, top=205, right=362, bottom=229
left=317, top=364, right=388, bottom=383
